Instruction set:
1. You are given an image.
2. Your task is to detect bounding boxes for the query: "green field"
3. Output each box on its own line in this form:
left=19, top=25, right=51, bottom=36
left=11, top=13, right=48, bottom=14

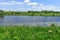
left=0, top=25, right=60, bottom=40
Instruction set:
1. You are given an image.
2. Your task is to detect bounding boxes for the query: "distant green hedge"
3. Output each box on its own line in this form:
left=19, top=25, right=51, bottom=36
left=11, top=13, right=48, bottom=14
left=0, top=10, right=60, bottom=16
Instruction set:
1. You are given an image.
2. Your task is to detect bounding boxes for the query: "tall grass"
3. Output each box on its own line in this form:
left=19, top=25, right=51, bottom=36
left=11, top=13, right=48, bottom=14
left=0, top=26, right=60, bottom=40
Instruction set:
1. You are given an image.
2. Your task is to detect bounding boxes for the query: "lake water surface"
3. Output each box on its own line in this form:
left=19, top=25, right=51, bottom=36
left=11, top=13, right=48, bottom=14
left=0, top=16, right=60, bottom=26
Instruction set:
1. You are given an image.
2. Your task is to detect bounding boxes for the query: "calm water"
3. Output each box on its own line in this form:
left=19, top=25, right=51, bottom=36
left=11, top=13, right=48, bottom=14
left=0, top=16, right=60, bottom=26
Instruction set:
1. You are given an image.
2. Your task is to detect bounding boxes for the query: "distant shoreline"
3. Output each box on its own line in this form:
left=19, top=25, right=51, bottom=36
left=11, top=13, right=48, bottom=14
left=0, top=10, right=60, bottom=16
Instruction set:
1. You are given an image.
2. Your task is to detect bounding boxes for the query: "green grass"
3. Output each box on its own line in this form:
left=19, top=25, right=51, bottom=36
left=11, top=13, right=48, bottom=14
left=0, top=26, right=60, bottom=40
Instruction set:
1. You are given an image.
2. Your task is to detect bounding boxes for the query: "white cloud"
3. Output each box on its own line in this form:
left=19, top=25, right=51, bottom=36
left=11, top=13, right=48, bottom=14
left=24, top=0, right=30, bottom=3
left=29, top=4, right=60, bottom=11
left=0, top=0, right=60, bottom=11
left=26, top=2, right=38, bottom=6
left=0, top=1, right=23, bottom=5
left=24, top=0, right=38, bottom=6
left=40, top=4, right=60, bottom=11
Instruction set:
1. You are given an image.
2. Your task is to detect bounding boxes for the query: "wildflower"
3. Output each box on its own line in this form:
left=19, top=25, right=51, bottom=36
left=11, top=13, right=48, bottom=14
left=48, top=30, right=53, bottom=33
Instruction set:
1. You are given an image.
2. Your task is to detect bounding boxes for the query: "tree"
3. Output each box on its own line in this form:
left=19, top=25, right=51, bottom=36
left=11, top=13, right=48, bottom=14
left=0, top=10, right=4, bottom=17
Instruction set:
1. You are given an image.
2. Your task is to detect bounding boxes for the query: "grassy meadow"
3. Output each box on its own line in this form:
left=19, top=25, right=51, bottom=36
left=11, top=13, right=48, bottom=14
left=0, top=25, right=59, bottom=40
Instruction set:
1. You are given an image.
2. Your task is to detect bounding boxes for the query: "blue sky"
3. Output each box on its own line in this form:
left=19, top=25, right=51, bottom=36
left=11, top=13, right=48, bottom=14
left=0, top=0, right=60, bottom=11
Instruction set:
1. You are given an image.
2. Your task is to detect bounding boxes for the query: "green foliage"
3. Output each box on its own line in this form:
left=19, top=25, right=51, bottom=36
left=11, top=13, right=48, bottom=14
left=0, top=10, right=4, bottom=17
left=0, top=26, right=60, bottom=40
left=50, top=23, right=55, bottom=27
left=0, top=10, right=60, bottom=16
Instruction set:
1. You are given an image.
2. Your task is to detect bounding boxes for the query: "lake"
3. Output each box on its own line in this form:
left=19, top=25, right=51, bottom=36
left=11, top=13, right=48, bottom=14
left=0, top=16, right=60, bottom=26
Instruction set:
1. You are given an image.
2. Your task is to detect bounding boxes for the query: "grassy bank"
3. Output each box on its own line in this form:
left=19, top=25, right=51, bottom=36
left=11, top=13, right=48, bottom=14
left=0, top=26, right=60, bottom=40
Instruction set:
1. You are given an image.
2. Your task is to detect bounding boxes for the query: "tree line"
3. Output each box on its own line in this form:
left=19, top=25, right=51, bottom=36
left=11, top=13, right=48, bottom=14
left=0, top=10, right=60, bottom=16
